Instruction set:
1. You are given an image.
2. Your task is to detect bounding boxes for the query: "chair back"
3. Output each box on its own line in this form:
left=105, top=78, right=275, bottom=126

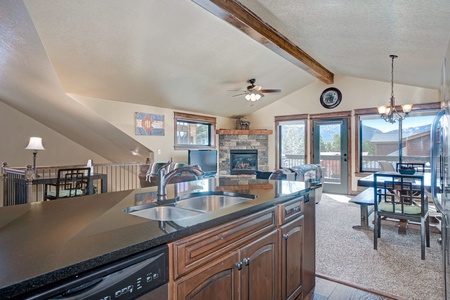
left=378, top=161, right=395, bottom=171
left=373, top=172, right=430, bottom=259
left=374, top=173, right=427, bottom=218
left=55, top=168, right=91, bottom=199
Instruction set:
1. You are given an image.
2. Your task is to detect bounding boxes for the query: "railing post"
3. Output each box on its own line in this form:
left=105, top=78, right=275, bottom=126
left=2, top=162, right=8, bottom=206
left=25, top=165, right=34, bottom=203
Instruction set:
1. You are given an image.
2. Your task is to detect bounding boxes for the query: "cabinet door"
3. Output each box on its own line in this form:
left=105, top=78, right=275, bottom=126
left=174, top=252, right=240, bottom=300
left=280, top=216, right=304, bottom=300
left=239, top=230, right=278, bottom=300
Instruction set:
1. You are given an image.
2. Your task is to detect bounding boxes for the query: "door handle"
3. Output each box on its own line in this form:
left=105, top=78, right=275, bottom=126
left=243, top=258, right=250, bottom=266
left=236, top=262, right=243, bottom=270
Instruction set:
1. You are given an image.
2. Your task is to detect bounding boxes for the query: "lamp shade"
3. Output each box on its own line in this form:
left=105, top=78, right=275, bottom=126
left=377, top=106, right=387, bottom=114
left=401, top=104, right=413, bottom=113
left=25, top=137, right=45, bottom=151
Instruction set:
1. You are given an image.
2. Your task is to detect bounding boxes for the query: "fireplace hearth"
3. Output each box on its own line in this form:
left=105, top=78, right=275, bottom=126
left=230, top=149, right=258, bottom=175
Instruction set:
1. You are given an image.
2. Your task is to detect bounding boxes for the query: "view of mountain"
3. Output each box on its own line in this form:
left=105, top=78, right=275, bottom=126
left=320, top=123, right=431, bottom=142
left=361, top=123, right=431, bottom=141
left=319, top=124, right=340, bottom=142
left=361, top=125, right=381, bottom=142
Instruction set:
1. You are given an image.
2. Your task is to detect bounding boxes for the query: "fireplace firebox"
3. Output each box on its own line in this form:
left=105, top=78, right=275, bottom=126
left=230, top=149, right=258, bottom=175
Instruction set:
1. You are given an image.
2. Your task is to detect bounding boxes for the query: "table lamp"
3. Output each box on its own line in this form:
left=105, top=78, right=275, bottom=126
left=25, top=137, right=45, bottom=175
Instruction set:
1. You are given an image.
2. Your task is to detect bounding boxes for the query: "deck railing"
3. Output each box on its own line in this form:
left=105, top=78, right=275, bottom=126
left=281, top=154, right=431, bottom=180
left=2, top=162, right=146, bottom=206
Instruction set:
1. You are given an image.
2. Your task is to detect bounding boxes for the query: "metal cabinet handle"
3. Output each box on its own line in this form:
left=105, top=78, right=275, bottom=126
left=236, top=262, right=242, bottom=270
left=293, top=206, right=300, bottom=212
left=243, top=258, right=250, bottom=266
left=283, top=233, right=289, bottom=240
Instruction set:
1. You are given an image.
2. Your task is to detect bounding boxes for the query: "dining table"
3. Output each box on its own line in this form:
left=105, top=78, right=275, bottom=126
left=357, top=171, right=433, bottom=190
left=32, top=173, right=108, bottom=201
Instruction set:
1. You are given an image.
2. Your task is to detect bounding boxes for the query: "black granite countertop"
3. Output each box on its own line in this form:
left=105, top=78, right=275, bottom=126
left=0, top=177, right=313, bottom=298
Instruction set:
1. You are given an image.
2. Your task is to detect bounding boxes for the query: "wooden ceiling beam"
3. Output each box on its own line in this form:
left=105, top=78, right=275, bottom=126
left=192, top=0, right=334, bottom=84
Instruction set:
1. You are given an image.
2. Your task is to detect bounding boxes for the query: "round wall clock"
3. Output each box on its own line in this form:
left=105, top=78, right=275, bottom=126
left=320, top=87, right=342, bottom=109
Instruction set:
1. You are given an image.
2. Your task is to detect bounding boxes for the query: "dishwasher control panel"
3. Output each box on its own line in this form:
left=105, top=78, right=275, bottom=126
left=26, top=245, right=169, bottom=300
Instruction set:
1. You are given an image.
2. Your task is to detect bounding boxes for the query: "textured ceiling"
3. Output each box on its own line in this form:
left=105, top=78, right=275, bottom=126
left=23, top=0, right=450, bottom=118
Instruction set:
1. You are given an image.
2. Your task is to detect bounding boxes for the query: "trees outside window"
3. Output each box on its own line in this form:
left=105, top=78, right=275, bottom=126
left=174, top=112, right=216, bottom=149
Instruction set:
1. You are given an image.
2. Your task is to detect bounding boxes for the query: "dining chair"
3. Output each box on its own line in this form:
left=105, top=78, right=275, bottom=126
left=378, top=161, right=395, bottom=172
left=395, top=162, right=426, bottom=172
left=45, top=168, right=91, bottom=200
left=373, top=172, right=430, bottom=259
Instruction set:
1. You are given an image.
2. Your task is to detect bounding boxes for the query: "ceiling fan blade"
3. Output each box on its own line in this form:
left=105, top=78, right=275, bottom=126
left=260, top=89, right=281, bottom=93
left=232, top=92, right=246, bottom=97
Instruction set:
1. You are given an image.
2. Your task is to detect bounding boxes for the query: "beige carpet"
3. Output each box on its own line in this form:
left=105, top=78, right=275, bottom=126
left=316, top=193, right=444, bottom=300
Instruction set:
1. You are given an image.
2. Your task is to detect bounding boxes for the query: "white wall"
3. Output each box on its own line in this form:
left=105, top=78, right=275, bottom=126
left=72, top=94, right=235, bottom=163
left=0, top=101, right=109, bottom=168
left=247, top=75, right=439, bottom=192
left=0, top=0, right=153, bottom=164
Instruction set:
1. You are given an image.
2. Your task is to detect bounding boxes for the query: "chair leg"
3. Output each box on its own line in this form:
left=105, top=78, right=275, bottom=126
left=377, top=214, right=381, bottom=238
left=425, top=216, right=430, bottom=247
left=374, top=213, right=378, bottom=250
left=421, top=218, right=426, bottom=260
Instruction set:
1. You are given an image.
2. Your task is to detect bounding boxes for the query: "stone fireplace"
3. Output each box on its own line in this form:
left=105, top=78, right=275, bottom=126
left=217, top=129, right=272, bottom=176
left=230, top=149, right=258, bottom=175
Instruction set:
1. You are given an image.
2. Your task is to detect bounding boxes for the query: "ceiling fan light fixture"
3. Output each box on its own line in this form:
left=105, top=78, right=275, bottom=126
left=245, top=92, right=262, bottom=101
left=237, top=79, right=278, bottom=101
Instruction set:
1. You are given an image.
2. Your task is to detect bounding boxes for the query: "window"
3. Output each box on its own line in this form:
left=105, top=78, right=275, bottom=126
left=275, top=115, right=307, bottom=168
left=356, top=103, right=439, bottom=172
left=174, top=112, right=216, bottom=149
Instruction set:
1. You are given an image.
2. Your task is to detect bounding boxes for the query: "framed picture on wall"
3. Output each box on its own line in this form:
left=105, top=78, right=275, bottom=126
left=135, top=112, right=165, bottom=136
left=320, top=87, right=342, bottom=109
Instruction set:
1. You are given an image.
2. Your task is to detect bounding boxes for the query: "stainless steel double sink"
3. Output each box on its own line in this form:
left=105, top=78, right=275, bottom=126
left=124, top=191, right=257, bottom=221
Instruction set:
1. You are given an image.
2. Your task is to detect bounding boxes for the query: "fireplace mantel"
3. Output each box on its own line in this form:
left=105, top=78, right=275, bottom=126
left=217, top=129, right=273, bottom=135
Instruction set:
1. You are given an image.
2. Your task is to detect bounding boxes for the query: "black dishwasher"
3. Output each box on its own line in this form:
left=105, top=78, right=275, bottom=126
left=24, top=245, right=168, bottom=300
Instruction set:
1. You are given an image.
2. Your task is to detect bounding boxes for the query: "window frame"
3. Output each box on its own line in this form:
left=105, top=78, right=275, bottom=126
left=174, top=112, right=216, bottom=150
left=354, top=102, right=440, bottom=175
left=275, top=114, right=308, bottom=169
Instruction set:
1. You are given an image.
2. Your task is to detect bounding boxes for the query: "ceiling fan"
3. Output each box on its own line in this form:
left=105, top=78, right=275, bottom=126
left=232, top=79, right=281, bottom=101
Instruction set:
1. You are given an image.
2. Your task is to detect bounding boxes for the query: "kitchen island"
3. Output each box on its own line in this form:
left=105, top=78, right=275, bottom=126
left=0, top=177, right=317, bottom=299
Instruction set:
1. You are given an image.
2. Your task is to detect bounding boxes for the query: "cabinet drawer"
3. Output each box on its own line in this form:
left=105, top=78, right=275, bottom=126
left=171, top=207, right=276, bottom=279
left=277, top=197, right=303, bottom=225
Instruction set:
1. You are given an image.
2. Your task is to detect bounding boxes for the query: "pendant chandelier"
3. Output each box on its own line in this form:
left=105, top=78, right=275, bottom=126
left=377, top=55, right=412, bottom=124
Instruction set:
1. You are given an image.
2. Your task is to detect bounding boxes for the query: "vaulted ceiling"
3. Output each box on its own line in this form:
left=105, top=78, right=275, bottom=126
left=22, top=0, right=450, bottom=118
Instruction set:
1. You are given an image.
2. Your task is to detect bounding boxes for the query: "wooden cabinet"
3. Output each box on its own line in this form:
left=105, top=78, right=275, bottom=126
left=171, top=208, right=276, bottom=280
left=240, top=230, right=278, bottom=300
left=277, top=196, right=304, bottom=300
left=173, top=231, right=278, bottom=300
left=174, top=252, right=240, bottom=300
left=280, top=216, right=303, bottom=300
left=170, top=194, right=312, bottom=300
